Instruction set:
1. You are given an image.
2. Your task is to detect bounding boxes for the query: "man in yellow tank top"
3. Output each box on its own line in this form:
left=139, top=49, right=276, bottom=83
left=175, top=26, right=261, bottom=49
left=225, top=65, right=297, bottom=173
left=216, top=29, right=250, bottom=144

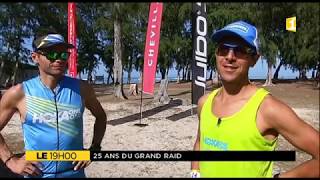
left=191, top=20, right=319, bottom=178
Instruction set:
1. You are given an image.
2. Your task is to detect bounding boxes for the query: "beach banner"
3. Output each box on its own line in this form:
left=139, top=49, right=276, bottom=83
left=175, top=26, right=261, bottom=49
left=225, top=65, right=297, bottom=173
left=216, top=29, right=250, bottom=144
left=191, top=3, right=207, bottom=104
left=68, top=2, right=77, bottom=78
left=142, top=2, right=163, bottom=95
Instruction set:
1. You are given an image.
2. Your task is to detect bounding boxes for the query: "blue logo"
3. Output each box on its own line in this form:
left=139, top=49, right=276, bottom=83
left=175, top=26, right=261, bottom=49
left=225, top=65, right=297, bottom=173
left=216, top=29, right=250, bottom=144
left=225, top=23, right=249, bottom=33
left=204, top=137, right=228, bottom=151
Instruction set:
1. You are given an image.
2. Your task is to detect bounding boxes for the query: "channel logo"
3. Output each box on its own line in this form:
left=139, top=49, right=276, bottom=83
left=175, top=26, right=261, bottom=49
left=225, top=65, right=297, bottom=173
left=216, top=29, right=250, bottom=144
left=286, top=17, right=296, bottom=32
left=26, top=150, right=90, bottom=161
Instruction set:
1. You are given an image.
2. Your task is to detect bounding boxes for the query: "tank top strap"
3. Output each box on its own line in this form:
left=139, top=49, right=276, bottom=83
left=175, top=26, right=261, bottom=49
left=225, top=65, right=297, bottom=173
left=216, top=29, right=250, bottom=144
left=201, top=88, right=221, bottom=115
left=242, top=88, right=270, bottom=115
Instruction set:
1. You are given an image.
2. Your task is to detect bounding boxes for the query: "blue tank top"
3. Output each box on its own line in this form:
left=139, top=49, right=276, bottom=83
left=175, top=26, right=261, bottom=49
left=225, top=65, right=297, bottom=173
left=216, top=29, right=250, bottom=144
left=22, top=75, right=85, bottom=178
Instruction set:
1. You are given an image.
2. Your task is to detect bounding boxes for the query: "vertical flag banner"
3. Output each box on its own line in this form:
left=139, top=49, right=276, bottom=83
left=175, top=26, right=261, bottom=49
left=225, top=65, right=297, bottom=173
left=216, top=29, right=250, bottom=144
left=68, top=3, right=77, bottom=78
left=142, top=2, right=163, bottom=95
left=191, top=3, right=207, bottom=104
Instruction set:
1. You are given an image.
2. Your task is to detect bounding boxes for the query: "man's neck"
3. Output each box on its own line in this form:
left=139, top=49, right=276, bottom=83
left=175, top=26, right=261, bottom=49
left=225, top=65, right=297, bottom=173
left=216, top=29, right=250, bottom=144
left=221, top=79, right=252, bottom=95
left=39, top=72, right=63, bottom=90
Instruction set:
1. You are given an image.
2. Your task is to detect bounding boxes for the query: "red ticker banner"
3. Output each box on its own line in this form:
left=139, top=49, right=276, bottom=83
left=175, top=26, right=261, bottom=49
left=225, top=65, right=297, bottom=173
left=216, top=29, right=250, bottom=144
left=142, top=3, right=163, bottom=95
left=68, top=3, right=77, bottom=78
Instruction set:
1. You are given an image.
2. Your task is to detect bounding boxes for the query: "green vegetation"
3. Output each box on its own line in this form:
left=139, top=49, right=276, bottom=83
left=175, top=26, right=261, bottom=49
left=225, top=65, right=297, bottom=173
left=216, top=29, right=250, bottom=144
left=0, top=2, right=319, bottom=94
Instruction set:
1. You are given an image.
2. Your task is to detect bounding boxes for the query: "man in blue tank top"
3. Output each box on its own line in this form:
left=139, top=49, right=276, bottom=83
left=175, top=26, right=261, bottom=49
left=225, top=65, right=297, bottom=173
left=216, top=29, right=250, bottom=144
left=0, top=28, right=107, bottom=178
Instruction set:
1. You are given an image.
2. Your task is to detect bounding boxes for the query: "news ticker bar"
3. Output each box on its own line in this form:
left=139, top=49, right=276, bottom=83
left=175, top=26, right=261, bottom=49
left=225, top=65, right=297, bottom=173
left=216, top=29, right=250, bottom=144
left=26, top=151, right=295, bottom=161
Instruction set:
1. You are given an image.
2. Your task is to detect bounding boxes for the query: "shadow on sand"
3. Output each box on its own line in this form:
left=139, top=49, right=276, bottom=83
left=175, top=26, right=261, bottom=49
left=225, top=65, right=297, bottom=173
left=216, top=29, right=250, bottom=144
left=107, top=99, right=183, bottom=126
left=166, top=107, right=197, bottom=121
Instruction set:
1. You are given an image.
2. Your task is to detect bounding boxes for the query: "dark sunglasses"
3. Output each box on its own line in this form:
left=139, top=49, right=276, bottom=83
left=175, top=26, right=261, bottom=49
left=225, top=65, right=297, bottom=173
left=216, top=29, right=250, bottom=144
left=37, top=51, right=70, bottom=62
left=216, top=44, right=256, bottom=58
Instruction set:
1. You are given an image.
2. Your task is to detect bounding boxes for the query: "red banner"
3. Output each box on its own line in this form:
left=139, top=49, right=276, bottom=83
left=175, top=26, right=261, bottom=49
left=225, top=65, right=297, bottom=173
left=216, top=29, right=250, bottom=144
left=68, top=3, right=77, bottom=78
left=142, top=2, right=163, bottom=95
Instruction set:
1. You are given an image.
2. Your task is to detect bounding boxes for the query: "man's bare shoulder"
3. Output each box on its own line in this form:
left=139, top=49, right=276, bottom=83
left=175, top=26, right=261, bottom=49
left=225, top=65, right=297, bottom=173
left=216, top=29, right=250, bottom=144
left=197, top=93, right=212, bottom=118
left=3, top=84, right=24, bottom=100
left=198, top=93, right=210, bottom=107
left=260, top=94, right=298, bottom=127
left=261, top=94, right=290, bottom=113
left=79, top=79, right=89, bottom=86
left=79, top=80, right=92, bottom=91
left=0, top=84, right=24, bottom=108
left=79, top=80, right=95, bottom=99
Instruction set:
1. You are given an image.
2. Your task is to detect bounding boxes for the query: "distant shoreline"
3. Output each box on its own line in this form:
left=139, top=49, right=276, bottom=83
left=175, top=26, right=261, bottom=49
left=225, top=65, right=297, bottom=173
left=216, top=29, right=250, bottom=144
left=0, top=78, right=318, bottom=91
left=92, top=78, right=319, bottom=85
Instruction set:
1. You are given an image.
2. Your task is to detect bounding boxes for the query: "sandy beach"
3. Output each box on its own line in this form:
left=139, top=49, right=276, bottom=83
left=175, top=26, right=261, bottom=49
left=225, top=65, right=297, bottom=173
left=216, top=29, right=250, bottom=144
left=1, top=80, right=319, bottom=178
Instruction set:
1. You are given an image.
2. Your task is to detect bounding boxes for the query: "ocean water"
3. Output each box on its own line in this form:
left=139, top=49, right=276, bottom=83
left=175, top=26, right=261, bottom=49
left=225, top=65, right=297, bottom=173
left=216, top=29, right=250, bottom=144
left=81, top=59, right=315, bottom=84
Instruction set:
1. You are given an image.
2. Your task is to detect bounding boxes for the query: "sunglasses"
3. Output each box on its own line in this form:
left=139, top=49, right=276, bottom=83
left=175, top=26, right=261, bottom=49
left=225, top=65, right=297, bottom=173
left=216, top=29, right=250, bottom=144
left=216, top=44, right=256, bottom=58
left=37, top=51, right=70, bottom=62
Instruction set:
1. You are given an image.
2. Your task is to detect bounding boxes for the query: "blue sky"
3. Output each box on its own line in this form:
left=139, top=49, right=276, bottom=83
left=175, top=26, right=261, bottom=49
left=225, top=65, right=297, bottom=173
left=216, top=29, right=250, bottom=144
left=88, top=57, right=313, bottom=83
left=21, top=37, right=312, bottom=82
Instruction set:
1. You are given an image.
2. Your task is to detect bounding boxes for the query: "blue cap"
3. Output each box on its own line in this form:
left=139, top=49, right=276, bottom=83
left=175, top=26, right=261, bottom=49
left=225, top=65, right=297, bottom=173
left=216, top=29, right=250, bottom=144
left=212, top=20, right=259, bottom=53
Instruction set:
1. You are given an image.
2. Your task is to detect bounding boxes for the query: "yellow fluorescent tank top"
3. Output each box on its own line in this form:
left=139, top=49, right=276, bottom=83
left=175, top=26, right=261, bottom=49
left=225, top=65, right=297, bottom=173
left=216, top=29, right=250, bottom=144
left=199, top=88, right=278, bottom=178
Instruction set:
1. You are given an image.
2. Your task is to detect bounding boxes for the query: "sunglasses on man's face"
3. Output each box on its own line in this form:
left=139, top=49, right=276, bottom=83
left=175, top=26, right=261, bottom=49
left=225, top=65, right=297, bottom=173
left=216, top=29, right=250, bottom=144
left=37, top=51, right=70, bottom=62
left=216, top=44, right=256, bottom=58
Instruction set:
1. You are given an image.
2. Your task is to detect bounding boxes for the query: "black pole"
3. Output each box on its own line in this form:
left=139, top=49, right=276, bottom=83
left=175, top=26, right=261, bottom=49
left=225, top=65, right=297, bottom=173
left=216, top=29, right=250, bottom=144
left=139, top=70, right=143, bottom=124
left=135, top=68, right=148, bottom=127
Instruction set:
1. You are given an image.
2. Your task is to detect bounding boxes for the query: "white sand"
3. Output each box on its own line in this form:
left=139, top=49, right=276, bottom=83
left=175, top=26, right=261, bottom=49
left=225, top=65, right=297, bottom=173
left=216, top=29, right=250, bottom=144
left=1, top=99, right=319, bottom=178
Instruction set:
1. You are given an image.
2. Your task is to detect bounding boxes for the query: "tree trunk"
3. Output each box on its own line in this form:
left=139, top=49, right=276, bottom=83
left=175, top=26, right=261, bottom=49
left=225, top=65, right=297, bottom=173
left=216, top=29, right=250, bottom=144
left=127, top=56, right=133, bottom=84
left=311, top=70, right=315, bottom=79
left=139, top=71, right=142, bottom=84
left=0, top=45, right=8, bottom=84
left=187, top=65, right=192, bottom=81
left=182, top=66, right=185, bottom=81
left=273, top=60, right=284, bottom=80
left=185, top=66, right=189, bottom=81
left=208, top=69, right=213, bottom=81
left=154, top=69, right=170, bottom=104
left=87, top=68, right=93, bottom=84
left=299, top=68, right=308, bottom=80
left=5, top=76, right=11, bottom=87
left=138, top=71, right=142, bottom=93
left=107, top=74, right=110, bottom=84
left=0, top=60, right=5, bottom=84
left=315, top=62, right=320, bottom=89
left=113, top=11, right=127, bottom=99
left=212, top=69, right=220, bottom=86
left=176, top=68, right=181, bottom=83
left=127, top=67, right=132, bottom=84
left=263, top=61, right=275, bottom=86
left=107, top=69, right=113, bottom=84
left=160, top=68, right=166, bottom=80
left=12, top=59, right=19, bottom=86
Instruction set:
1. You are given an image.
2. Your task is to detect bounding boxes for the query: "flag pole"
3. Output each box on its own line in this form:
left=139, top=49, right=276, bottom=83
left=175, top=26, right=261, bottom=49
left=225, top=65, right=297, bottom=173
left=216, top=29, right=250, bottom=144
left=135, top=2, right=163, bottom=127
left=139, top=79, right=143, bottom=124
left=135, top=68, right=148, bottom=127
